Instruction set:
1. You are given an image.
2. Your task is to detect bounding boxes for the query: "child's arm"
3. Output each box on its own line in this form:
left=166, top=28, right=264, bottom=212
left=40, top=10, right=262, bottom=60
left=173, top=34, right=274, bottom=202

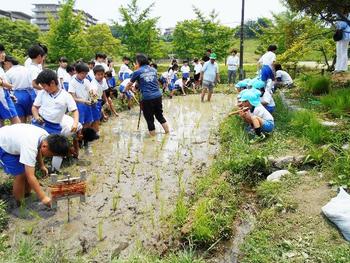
left=69, top=92, right=91, bottom=105
left=25, top=164, right=50, bottom=206
left=31, top=105, right=44, bottom=123
left=71, top=109, right=79, bottom=132
left=103, top=91, right=118, bottom=117
left=32, top=80, right=43, bottom=91
left=0, top=78, right=13, bottom=89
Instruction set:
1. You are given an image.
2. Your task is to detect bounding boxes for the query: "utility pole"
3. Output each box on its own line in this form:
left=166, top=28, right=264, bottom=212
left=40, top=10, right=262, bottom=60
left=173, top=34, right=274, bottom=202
left=239, top=0, right=245, bottom=80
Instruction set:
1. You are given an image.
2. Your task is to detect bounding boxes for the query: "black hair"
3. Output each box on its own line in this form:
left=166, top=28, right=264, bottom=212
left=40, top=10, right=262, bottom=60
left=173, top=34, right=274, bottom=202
left=35, top=69, right=58, bottom=85
left=93, top=65, right=105, bottom=74
left=107, top=58, right=113, bottom=64
left=150, top=62, right=158, bottom=69
left=274, top=63, right=282, bottom=71
left=171, top=59, right=177, bottom=64
left=232, top=49, right=238, bottom=54
left=87, top=60, right=95, bottom=66
left=207, top=49, right=212, bottom=53
left=267, top=45, right=277, bottom=52
left=183, top=60, right=188, bottom=64
left=28, top=45, right=45, bottom=59
left=75, top=63, right=89, bottom=73
left=182, top=77, right=187, bottom=81
left=66, top=65, right=75, bottom=74
left=172, top=64, right=179, bottom=70
left=4, top=56, right=19, bottom=65
left=46, top=134, right=69, bottom=156
left=95, top=52, right=107, bottom=59
left=123, top=56, right=130, bottom=61
left=105, top=70, right=113, bottom=78
left=194, top=58, right=199, bottom=63
left=59, top=57, right=68, bottom=63
left=0, top=44, right=4, bottom=52
left=135, top=53, right=149, bottom=66
left=81, top=127, right=98, bottom=143
left=38, top=43, right=48, bottom=55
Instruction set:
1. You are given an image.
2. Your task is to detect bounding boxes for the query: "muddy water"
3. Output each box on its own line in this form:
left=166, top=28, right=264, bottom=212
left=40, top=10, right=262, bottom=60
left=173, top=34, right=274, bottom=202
left=7, top=94, right=235, bottom=261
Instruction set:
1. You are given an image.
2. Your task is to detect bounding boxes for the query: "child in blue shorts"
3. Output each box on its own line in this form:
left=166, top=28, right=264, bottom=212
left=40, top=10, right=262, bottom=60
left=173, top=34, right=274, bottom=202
left=170, top=77, right=186, bottom=98
left=68, top=63, right=95, bottom=128
left=237, top=89, right=275, bottom=143
left=258, top=45, right=277, bottom=82
left=119, top=78, right=136, bottom=110
left=32, top=69, right=79, bottom=135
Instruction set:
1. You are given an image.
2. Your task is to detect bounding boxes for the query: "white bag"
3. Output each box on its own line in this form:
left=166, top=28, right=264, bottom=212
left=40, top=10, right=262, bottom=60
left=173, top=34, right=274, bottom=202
left=322, top=188, right=350, bottom=241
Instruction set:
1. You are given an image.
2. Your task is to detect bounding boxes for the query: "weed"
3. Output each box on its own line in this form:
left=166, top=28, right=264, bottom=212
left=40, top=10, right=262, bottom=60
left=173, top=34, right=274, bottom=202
left=112, top=193, right=120, bottom=211
left=0, top=200, right=8, bottom=232
left=302, top=75, right=331, bottom=95
left=173, top=192, right=189, bottom=227
left=320, top=88, right=350, bottom=117
left=97, top=220, right=104, bottom=241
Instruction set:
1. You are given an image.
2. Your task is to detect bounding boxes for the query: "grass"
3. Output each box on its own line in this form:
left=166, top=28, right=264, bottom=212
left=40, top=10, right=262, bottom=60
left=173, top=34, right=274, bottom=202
left=320, top=88, right=350, bottom=117
left=0, top=200, right=8, bottom=232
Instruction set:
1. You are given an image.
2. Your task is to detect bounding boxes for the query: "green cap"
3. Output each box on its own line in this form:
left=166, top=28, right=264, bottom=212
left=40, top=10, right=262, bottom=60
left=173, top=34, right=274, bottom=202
left=209, top=53, right=217, bottom=60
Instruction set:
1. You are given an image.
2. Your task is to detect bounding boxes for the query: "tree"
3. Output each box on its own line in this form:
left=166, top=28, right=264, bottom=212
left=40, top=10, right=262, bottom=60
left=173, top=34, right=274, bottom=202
left=84, top=24, right=123, bottom=59
left=284, top=0, right=350, bottom=24
left=114, top=0, right=161, bottom=58
left=173, top=7, right=234, bottom=60
left=0, top=18, right=40, bottom=62
left=235, top=18, right=272, bottom=38
left=256, top=11, right=335, bottom=70
left=42, top=0, right=88, bottom=62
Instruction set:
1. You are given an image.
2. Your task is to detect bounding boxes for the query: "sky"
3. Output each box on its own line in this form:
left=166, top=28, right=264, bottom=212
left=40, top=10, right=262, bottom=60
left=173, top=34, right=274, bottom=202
left=1, top=0, right=286, bottom=30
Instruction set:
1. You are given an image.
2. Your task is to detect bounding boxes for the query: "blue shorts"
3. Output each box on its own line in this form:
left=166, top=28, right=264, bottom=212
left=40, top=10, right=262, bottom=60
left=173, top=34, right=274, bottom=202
left=77, top=102, right=93, bottom=124
left=182, top=73, right=190, bottom=79
left=159, top=76, right=167, bottom=85
left=119, top=73, right=130, bottom=82
left=262, top=120, right=274, bottom=133
left=0, top=90, right=18, bottom=120
left=261, top=65, right=275, bottom=81
left=14, top=89, right=36, bottom=117
left=32, top=118, right=62, bottom=134
left=91, top=100, right=102, bottom=122
left=265, top=105, right=275, bottom=113
left=0, top=147, right=24, bottom=176
left=63, top=82, right=69, bottom=91
left=168, top=83, right=176, bottom=91
left=108, top=77, right=116, bottom=88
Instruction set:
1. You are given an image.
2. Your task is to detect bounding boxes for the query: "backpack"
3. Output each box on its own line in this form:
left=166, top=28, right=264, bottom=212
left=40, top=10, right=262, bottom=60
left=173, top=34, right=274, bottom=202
left=333, top=29, right=343, bottom=42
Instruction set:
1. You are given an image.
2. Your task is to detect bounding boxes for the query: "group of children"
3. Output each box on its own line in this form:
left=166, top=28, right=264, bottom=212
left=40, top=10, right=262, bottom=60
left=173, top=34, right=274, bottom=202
left=230, top=44, right=293, bottom=143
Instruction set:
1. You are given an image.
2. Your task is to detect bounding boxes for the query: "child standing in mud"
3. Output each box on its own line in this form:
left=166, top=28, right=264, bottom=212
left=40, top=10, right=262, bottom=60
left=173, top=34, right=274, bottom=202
left=125, top=54, right=169, bottom=136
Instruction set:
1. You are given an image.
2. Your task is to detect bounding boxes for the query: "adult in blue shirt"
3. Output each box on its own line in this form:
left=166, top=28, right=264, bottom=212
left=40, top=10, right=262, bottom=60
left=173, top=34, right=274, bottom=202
left=200, top=53, right=220, bottom=102
left=126, top=54, right=169, bottom=136
left=335, top=14, right=350, bottom=72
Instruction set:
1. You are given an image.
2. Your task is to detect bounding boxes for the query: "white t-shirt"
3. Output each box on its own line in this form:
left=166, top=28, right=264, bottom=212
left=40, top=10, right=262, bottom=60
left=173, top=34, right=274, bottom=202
left=258, top=51, right=276, bottom=68
left=181, top=65, right=190, bottom=74
left=0, top=124, right=48, bottom=167
left=161, top=71, right=169, bottom=79
left=87, top=70, right=94, bottom=81
left=57, top=67, right=70, bottom=88
left=25, top=58, right=43, bottom=70
left=194, top=63, right=202, bottom=75
left=90, top=78, right=108, bottom=99
left=68, top=76, right=92, bottom=100
left=120, top=78, right=131, bottom=87
left=261, top=90, right=275, bottom=107
left=0, top=67, right=8, bottom=82
left=276, top=70, right=293, bottom=85
left=60, top=114, right=82, bottom=137
left=253, top=104, right=274, bottom=122
left=174, top=79, right=183, bottom=88
left=227, top=55, right=239, bottom=70
left=119, top=64, right=130, bottom=74
left=168, top=69, right=177, bottom=82
left=28, top=63, right=42, bottom=91
left=95, top=62, right=109, bottom=72
left=6, top=65, right=32, bottom=90
left=34, top=89, right=77, bottom=124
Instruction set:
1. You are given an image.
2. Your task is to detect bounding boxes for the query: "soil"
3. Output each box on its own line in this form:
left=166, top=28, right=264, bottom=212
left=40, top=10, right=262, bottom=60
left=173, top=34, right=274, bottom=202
left=3, top=94, right=235, bottom=261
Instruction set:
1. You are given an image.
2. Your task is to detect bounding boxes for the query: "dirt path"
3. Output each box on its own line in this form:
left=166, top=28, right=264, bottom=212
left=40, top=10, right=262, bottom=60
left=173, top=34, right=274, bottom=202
left=5, top=94, right=235, bottom=261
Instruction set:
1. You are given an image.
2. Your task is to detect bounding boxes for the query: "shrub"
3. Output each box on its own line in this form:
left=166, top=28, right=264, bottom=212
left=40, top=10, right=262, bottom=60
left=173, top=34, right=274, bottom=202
left=320, top=88, right=350, bottom=117
left=305, top=75, right=331, bottom=95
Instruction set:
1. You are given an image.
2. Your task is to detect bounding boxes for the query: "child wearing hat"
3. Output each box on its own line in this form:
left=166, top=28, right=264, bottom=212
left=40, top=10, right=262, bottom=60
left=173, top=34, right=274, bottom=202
left=251, top=79, right=276, bottom=113
left=238, top=89, right=274, bottom=142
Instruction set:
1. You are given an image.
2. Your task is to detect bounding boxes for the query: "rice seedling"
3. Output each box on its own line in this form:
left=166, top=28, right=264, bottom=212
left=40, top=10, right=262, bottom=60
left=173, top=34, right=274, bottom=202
left=154, top=170, right=161, bottom=200
left=97, top=220, right=104, bottom=241
left=134, top=191, right=142, bottom=203
left=116, top=165, right=122, bottom=183
left=127, top=137, right=132, bottom=158
left=112, top=193, right=120, bottom=211
left=177, top=169, right=184, bottom=189
left=160, top=135, right=167, bottom=150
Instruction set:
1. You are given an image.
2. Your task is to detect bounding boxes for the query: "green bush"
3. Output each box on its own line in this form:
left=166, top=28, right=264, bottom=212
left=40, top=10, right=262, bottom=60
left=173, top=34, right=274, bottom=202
left=320, top=88, right=350, bottom=117
left=290, top=110, right=330, bottom=144
left=305, top=75, right=331, bottom=95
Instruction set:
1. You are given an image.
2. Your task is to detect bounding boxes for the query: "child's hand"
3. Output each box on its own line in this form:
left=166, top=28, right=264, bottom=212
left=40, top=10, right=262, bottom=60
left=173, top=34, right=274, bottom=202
left=40, top=165, right=49, bottom=177
left=85, top=100, right=92, bottom=106
left=35, top=116, right=44, bottom=124
left=71, top=123, right=78, bottom=133
left=41, top=196, right=52, bottom=208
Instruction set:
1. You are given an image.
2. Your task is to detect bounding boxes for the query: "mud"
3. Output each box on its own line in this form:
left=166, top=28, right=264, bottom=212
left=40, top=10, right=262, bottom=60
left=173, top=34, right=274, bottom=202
left=4, top=94, right=235, bottom=261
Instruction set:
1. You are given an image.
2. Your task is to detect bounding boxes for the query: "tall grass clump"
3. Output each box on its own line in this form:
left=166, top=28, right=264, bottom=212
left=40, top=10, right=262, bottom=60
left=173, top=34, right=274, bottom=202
left=320, top=88, right=350, bottom=117
left=290, top=110, right=330, bottom=144
left=303, top=75, right=331, bottom=95
left=0, top=200, right=8, bottom=232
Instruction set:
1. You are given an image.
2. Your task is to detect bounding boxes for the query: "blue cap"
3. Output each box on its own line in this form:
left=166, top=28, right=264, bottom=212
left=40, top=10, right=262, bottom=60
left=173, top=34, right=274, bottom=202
left=252, top=80, right=266, bottom=90
left=238, top=89, right=261, bottom=107
left=235, top=79, right=251, bottom=89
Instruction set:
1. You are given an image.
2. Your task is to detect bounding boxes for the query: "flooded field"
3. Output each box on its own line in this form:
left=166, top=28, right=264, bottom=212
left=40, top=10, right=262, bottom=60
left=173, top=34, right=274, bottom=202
left=5, top=94, right=235, bottom=261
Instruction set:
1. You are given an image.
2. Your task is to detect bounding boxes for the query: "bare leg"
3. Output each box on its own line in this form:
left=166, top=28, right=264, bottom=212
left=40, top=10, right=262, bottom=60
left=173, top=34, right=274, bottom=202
left=208, top=90, right=213, bottom=102
left=91, top=121, right=100, bottom=133
left=149, top=130, right=156, bottom=136
left=201, top=88, right=207, bottom=102
left=10, top=116, right=21, bottom=124
left=162, top=122, right=169, bottom=134
left=13, top=173, right=26, bottom=202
